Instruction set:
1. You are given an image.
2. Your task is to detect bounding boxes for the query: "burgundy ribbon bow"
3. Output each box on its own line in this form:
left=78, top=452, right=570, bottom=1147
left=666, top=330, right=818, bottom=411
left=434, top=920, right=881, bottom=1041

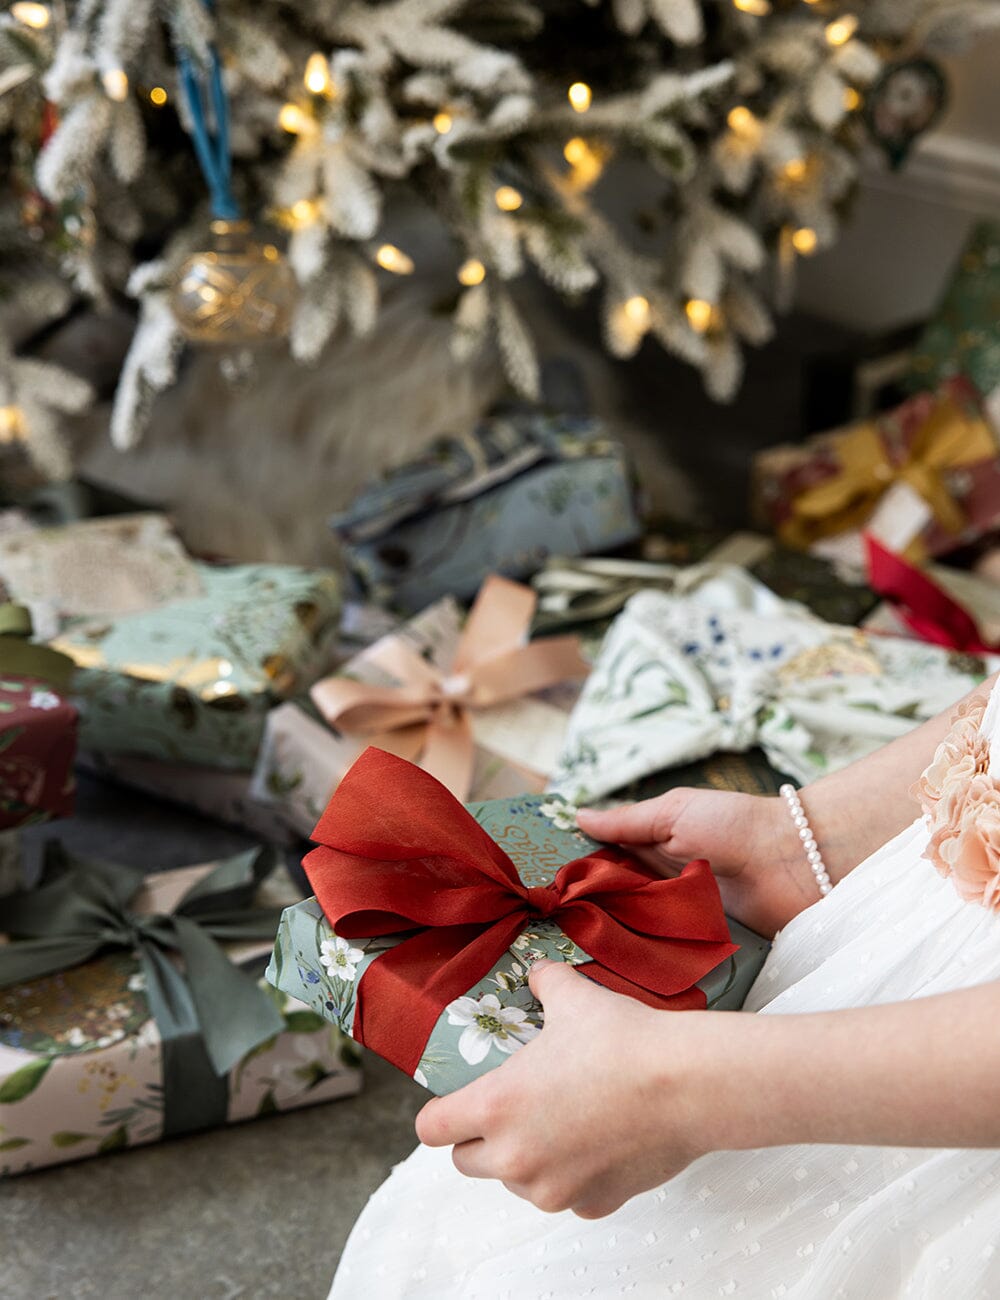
left=304, top=748, right=737, bottom=1076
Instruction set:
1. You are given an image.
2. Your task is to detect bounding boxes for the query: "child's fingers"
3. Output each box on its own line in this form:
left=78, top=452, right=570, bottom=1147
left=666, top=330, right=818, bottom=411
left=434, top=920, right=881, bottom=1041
left=415, top=1078, right=494, bottom=1148
left=577, top=799, right=666, bottom=845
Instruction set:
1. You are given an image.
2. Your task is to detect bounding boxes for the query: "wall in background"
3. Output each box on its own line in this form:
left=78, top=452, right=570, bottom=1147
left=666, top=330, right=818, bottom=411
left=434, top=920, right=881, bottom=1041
left=796, top=33, right=1000, bottom=334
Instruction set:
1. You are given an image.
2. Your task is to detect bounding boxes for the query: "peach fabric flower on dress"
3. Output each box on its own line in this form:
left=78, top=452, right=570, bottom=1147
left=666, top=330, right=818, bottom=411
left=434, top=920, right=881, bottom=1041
left=917, top=696, right=1000, bottom=911
left=912, top=697, right=989, bottom=816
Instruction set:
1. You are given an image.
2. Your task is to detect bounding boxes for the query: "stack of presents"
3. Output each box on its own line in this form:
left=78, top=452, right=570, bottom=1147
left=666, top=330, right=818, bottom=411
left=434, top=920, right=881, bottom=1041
left=2, top=220, right=1000, bottom=1174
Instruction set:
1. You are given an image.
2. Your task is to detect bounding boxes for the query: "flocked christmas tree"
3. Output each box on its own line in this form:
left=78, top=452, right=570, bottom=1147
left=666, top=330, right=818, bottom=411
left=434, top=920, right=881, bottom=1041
left=0, top=0, right=997, bottom=477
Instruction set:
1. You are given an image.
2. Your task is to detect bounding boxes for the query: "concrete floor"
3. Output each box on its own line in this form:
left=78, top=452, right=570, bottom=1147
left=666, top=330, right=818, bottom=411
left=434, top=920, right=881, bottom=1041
left=2, top=775, right=426, bottom=1300
left=1, top=1054, right=423, bottom=1299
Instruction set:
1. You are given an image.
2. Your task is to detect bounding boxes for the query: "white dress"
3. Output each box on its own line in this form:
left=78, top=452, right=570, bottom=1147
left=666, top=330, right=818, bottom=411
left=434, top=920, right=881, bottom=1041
left=329, top=684, right=1000, bottom=1300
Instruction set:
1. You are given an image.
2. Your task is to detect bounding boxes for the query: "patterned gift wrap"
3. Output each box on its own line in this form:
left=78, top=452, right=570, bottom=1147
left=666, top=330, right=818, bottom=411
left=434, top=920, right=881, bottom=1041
left=548, top=587, right=999, bottom=805
left=0, top=857, right=362, bottom=1176
left=330, top=413, right=642, bottom=612
left=0, top=517, right=341, bottom=770
left=267, top=792, right=769, bottom=1097
left=908, top=219, right=1000, bottom=419
left=58, top=565, right=339, bottom=771
left=753, top=378, right=1000, bottom=568
left=250, top=596, right=584, bottom=838
left=531, top=536, right=878, bottom=636
left=0, top=676, right=76, bottom=831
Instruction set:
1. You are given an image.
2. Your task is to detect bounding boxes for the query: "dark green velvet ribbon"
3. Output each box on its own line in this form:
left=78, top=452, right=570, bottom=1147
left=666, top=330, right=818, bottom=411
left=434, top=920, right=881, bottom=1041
left=0, top=603, right=75, bottom=690
left=0, top=844, right=287, bottom=1137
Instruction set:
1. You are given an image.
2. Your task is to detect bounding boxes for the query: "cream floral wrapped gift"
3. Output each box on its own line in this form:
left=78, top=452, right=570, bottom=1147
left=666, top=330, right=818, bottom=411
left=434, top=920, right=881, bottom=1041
left=250, top=577, right=588, bottom=838
left=0, top=847, right=361, bottom=1175
left=549, top=584, right=999, bottom=804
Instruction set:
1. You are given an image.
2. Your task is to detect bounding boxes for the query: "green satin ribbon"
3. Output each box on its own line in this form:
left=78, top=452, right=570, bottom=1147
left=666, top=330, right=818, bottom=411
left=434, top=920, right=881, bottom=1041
left=0, top=603, right=75, bottom=690
left=0, top=845, right=287, bottom=1138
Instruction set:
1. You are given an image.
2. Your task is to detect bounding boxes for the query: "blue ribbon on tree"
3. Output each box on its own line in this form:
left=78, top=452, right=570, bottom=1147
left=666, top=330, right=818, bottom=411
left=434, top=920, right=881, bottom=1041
left=0, top=844, right=286, bottom=1137
left=175, top=0, right=240, bottom=220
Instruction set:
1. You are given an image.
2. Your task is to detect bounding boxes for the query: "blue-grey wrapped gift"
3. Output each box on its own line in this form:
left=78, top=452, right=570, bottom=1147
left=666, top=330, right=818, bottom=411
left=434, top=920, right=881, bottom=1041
left=267, top=749, right=770, bottom=1095
left=330, top=412, right=642, bottom=612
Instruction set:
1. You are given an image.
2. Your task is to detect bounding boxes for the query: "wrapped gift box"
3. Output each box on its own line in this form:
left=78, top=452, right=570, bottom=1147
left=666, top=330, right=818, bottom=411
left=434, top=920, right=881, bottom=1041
left=0, top=830, right=23, bottom=898
left=0, top=676, right=76, bottom=831
left=77, top=751, right=300, bottom=848
left=531, top=536, right=877, bottom=635
left=907, top=220, right=1000, bottom=425
left=267, top=772, right=770, bottom=1096
left=0, top=517, right=341, bottom=770
left=754, top=378, right=1000, bottom=568
left=615, top=748, right=792, bottom=806
left=330, top=412, right=641, bottom=612
left=250, top=584, right=587, bottom=837
left=0, top=849, right=361, bottom=1176
left=548, top=586, right=999, bottom=804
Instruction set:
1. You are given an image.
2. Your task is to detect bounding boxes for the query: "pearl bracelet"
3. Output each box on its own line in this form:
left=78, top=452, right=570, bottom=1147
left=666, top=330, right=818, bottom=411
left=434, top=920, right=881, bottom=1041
left=779, top=783, right=832, bottom=897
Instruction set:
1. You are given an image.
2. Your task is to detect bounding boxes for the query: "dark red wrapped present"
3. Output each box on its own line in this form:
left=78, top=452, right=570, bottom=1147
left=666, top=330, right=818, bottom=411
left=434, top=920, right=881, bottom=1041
left=0, top=677, right=77, bottom=829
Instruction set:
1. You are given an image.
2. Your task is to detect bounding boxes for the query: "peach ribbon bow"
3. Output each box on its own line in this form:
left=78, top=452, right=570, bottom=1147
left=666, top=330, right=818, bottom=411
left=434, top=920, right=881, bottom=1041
left=309, top=576, right=590, bottom=800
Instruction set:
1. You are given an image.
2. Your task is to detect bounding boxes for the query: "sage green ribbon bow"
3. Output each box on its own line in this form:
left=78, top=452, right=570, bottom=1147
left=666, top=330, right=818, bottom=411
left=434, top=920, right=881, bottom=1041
left=0, top=844, right=287, bottom=1137
left=0, top=603, right=74, bottom=690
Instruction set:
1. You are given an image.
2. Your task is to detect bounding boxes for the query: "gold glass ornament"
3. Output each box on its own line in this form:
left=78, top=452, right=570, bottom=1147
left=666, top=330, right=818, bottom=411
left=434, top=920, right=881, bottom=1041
left=170, top=220, right=297, bottom=344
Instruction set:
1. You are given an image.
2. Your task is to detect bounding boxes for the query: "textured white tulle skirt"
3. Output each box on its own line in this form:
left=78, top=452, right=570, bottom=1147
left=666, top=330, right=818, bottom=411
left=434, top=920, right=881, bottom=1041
left=329, top=815, right=1000, bottom=1300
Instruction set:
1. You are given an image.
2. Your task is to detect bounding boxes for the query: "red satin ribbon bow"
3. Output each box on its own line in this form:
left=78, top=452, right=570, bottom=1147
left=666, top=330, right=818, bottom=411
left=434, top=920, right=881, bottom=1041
left=865, top=535, right=998, bottom=655
left=304, top=748, right=738, bottom=1077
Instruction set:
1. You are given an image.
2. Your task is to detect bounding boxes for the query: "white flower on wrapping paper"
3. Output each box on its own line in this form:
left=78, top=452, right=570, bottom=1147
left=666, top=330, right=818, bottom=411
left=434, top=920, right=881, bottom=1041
left=29, top=689, right=61, bottom=711
left=538, top=799, right=579, bottom=832
left=320, top=936, right=364, bottom=982
left=446, top=992, right=540, bottom=1065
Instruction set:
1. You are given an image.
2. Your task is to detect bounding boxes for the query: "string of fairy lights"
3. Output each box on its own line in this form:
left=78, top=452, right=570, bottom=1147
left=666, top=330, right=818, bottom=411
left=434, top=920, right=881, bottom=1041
left=1, top=0, right=874, bottom=446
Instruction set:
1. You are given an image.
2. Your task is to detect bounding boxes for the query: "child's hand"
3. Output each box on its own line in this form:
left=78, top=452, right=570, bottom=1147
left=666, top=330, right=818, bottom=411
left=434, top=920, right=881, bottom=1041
left=416, top=960, right=719, bottom=1218
left=577, top=788, right=816, bottom=937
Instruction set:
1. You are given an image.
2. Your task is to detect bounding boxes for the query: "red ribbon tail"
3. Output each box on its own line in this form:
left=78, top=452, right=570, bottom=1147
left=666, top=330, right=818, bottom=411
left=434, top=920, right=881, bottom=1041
left=583, top=964, right=708, bottom=1010
left=864, top=534, right=992, bottom=654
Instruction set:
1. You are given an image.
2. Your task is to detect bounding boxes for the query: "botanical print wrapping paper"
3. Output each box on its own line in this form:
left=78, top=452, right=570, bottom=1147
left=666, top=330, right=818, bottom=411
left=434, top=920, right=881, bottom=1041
left=250, top=599, right=581, bottom=838
left=267, top=794, right=770, bottom=1096
left=49, top=562, right=340, bottom=770
left=332, top=415, right=641, bottom=612
left=0, top=676, right=76, bottom=830
left=0, top=863, right=362, bottom=1176
left=548, top=586, right=999, bottom=804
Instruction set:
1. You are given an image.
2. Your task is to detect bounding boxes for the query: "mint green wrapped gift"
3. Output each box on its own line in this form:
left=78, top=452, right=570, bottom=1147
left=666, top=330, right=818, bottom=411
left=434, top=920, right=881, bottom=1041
left=267, top=782, right=770, bottom=1096
left=49, top=564, right=341, bottom=770
left=0, top=515, right=341, bottom=769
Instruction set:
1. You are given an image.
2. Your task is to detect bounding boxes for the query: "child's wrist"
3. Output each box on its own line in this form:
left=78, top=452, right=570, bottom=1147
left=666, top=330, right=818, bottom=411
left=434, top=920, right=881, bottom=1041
left=648, top=1009, right=775, bottom=1157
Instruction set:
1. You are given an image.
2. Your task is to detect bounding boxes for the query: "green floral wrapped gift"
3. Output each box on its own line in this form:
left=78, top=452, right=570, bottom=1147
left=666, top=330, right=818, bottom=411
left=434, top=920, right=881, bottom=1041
left=267, top=754, right=769, bottom=1097
left=0, top=847, right=361, bottom=1175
